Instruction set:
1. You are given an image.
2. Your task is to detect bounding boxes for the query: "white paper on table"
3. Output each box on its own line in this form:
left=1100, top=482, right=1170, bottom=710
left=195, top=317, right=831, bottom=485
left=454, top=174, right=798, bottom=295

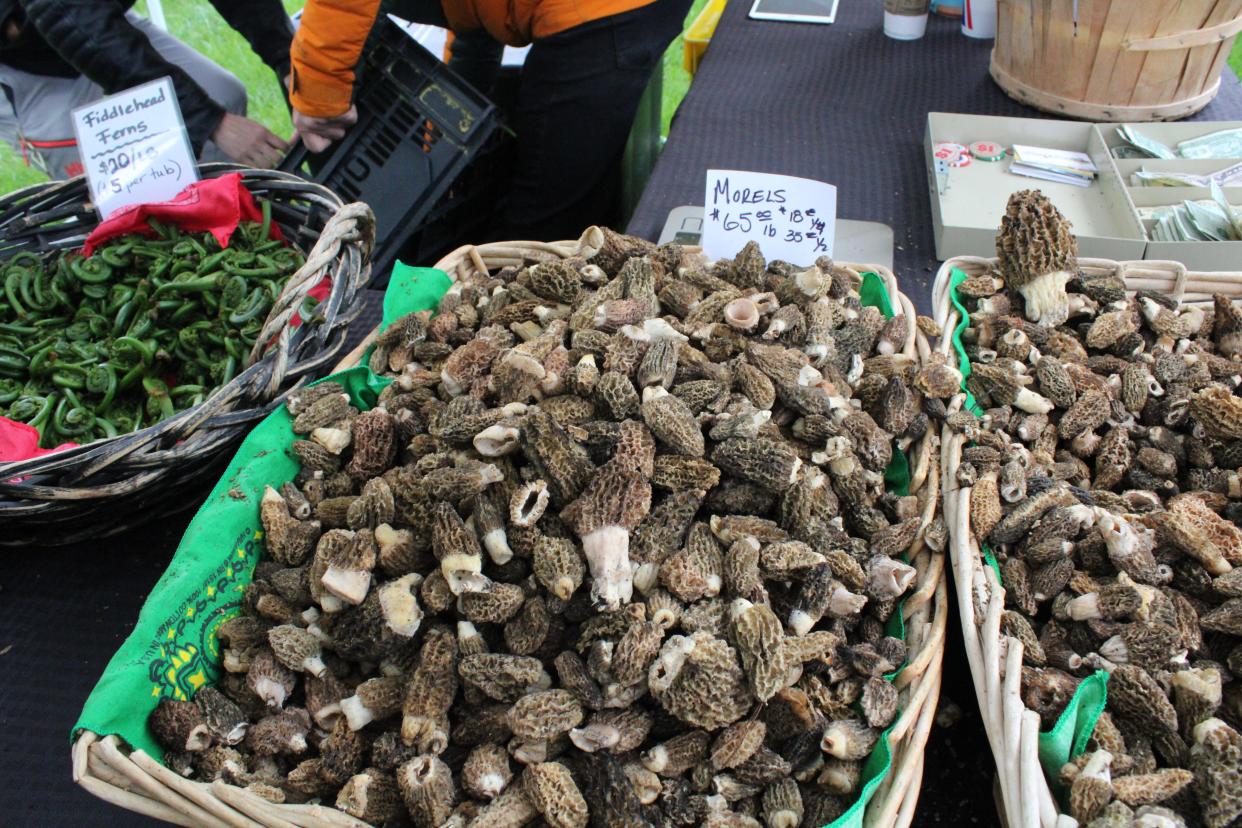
left=702, top=169, right=837, bottom=265
left=72, top=77, right=199, bottom=219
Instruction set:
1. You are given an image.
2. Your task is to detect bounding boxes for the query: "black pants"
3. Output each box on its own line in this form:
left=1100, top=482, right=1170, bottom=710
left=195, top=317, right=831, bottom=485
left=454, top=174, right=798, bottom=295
left=386, top=0, right=692, bottom=240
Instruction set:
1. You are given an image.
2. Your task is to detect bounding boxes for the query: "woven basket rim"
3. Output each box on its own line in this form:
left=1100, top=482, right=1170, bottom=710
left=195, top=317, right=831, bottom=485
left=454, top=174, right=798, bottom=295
left=0, top=166, right=374, bottom=522
left=931, top=254, right=1241, bottom=827
left=72, top=244, right=948, bottom=828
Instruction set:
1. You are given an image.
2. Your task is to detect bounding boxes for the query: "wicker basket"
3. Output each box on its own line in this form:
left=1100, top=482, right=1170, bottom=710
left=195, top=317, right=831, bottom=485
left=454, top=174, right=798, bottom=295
left=0, top=164, right=374, bottom=546
left=931, top=255, right=1233, bottom=828
left=73, top=242, right=947, bottom=828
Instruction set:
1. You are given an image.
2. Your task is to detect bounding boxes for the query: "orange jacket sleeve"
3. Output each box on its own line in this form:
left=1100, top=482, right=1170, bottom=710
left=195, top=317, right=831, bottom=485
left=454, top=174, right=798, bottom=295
left=289, top=0, right=383, bottom=118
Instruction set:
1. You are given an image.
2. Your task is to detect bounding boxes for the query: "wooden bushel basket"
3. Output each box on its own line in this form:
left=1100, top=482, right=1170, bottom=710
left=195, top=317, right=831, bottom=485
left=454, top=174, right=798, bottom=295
left=992, top=0, right=1242, bottom=121
left=73, top=240, right=949, bottom=828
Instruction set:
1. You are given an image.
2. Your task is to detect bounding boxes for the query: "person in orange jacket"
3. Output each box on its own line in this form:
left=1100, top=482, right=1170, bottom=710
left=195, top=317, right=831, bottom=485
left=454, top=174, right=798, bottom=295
left=289, top=0, right=691, bottom=241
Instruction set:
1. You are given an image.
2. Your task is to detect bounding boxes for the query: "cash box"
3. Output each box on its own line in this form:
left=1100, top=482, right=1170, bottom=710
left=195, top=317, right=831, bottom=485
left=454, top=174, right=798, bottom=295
left=926, top=112, right=1242, bottom=270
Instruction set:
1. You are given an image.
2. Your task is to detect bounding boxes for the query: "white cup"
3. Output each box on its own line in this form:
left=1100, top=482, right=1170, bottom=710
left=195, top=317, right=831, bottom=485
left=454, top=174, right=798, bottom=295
left=961, top=0, right=997, bottom=38
left=884, top=10, right=929, bottom=39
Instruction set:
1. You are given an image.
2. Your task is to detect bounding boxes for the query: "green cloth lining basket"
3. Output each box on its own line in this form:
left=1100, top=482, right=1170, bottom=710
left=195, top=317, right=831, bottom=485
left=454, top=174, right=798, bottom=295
left=70, top=250, right=947, bottom=828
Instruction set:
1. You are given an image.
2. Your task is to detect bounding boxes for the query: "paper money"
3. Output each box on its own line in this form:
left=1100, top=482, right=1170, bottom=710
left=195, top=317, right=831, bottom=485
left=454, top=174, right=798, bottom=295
left=1139, top=191, right=1242, bottom=242
left=1116, top=125, right=1242, bottom=160
left=1117, top=126, right=1177, bottom=159
left=1151, top=212, right=1176, bottom=241
left=1177, top=128, right=1242, bottom=160
left=1210, top=181, right=1242, bottom=239
left=1184, top=199, right=1230, bottom=240
left=1212, top=161, right=1242, bottom=187
left=1130, top=162, right=1242, bottom=188
left=1172, top=207, right=1200, bottom=241
left=1147, top=212, right=1167, bottom=240
left=1131, top=170, right=1206, bottom=187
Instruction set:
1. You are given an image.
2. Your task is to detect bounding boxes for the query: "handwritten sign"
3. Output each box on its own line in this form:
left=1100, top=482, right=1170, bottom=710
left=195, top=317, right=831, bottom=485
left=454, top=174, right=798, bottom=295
left=703, top=170, right=837, bottom=265
left=72, top=77, right=198, bottom=219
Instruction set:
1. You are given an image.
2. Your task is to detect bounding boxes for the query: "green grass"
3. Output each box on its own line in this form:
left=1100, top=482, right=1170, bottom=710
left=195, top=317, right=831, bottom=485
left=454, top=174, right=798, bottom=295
left=0, top=0, right=304, bottom=194
left=662, top=0, right=712, bottom=137
left=130, top=0, right=305, bottom=138
left=1231, top=37, right=1242, bottom=79
left=0, top=0, right=708, bottom=193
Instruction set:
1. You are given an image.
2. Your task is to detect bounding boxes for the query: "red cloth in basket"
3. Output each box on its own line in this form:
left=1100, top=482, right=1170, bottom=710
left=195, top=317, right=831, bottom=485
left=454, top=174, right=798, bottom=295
left=83, top=172, right=283, bottom=256
left=5, top=174, right=313, bottom=463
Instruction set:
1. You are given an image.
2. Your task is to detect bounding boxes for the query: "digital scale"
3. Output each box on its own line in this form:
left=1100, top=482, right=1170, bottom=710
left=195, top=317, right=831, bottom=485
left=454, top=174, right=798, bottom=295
left=659, top=206, right=895, bottom=270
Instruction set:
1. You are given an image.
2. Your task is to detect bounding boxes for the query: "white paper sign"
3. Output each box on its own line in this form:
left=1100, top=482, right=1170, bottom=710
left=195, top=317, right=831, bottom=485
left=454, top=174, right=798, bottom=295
left=72, top=77, right=199, bottom=218
left=703, top=170, right=837, bottom=265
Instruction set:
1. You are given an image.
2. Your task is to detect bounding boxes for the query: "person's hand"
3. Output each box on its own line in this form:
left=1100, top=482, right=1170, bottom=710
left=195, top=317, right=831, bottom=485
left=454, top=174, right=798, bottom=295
left=293, top=105, right=358, bottom=153
left=211, top=113, right=289, bottom=168
left=4, top=17, right=23, bottom=43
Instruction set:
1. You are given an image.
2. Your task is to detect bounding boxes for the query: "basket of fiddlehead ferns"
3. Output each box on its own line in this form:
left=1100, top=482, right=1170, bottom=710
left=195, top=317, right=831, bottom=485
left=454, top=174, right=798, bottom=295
left=0, top=164, right=374, bottom=546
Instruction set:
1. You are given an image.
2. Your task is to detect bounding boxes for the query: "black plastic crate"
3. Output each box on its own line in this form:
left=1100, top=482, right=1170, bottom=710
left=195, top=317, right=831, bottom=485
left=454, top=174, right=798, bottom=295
left=281, top=18, right=503, bottom=283
left=392, top=127, right=515, bottom=271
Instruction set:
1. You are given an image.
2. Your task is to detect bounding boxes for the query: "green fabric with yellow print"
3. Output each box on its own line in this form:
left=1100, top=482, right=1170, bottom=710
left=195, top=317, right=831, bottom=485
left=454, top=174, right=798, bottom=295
left=72, top=264, right=449, bottom=757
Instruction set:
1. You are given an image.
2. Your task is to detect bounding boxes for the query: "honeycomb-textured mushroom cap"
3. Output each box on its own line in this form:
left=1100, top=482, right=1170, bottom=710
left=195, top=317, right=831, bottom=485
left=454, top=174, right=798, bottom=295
left=320, top=717, right=368, bottom=786
left=523, top=761, right=590, bottom=828
left=1108, top=665, right=1179, bottom=734
left=336, top=768, right=404, bottom=823
left=559, top=456, right=652, bottom=610
left=398, top=754, right=458, bottom=827
left=260, top=486, right=322, bottom=566
left=1068, top=750, right=1113, bottom=824
left=341, top=675, right=404, bottom=732
left=346, top=407, right=397, bottom=480
left=149, top=699, right=213, bottom=753
left=649, top=632, right=753, bottom=730
left=195, top=686, right=249, bottom=746
left=641, top=387, right=706, bottom=458
left=245, top=648, right=296, bottom=711
left=710, top=720, right=766, bottom=771
left=642, top=728, right=711, bottom=777
left=459, top=653, right=549, bottom=703
left=996, top=190, right=1078, bottom=327
left=1111, top=768, right=1194, bottom=808
left=401, top=626, right=459, bottom=753
left=1191, top=718, right=1242, bottom=828
left=507, top=690, right=585, bottom=740
left=728, top=599, right=788, bottom=702
left=820, top=718, right=879, bottom=761
left=1190, top=386, right=1242, bottom=442
left=267, top=624, right=326, bottom=678
left=245, top=707, right=311, bottom=757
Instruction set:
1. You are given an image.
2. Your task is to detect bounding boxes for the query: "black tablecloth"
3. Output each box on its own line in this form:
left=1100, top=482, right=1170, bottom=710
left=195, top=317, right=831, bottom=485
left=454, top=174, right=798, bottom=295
left=621, top=1, right=1242, bottom=824
left=7, top=3, right=1242, bottom=824
left=626, top=0, right=1242, bottom=315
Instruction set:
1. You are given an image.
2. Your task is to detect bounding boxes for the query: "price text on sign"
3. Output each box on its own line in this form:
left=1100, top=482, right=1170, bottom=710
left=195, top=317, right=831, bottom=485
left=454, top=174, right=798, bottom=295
left=702, top=169, right=837, bottom=265
left=72, top=77, right=199, bottom=219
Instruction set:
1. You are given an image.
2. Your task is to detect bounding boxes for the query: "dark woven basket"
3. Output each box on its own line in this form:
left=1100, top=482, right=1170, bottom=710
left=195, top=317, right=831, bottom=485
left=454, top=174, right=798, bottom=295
left=0, top=163, right=374, bottom=546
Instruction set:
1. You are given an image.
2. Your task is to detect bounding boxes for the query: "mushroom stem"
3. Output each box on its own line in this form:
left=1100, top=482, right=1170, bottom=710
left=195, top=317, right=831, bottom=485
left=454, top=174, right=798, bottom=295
left=582, top=525, right=634, bottom=610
